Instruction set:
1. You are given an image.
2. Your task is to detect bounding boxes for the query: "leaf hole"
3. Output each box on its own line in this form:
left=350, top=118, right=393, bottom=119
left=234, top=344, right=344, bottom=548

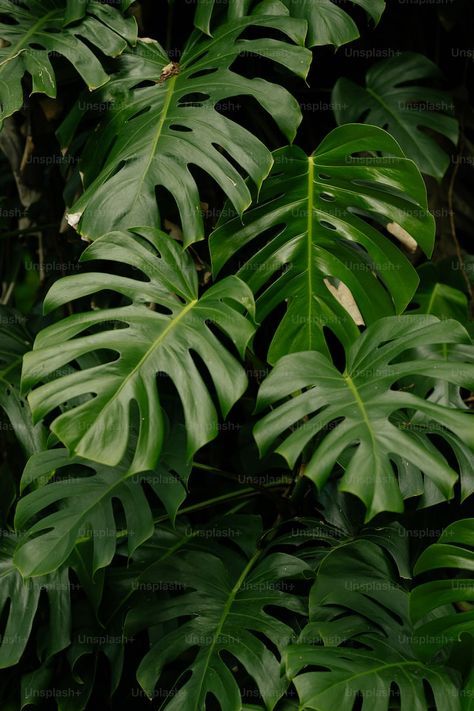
left=178, top=92, right=210, bottom=106
left=189, top=347, right=224, bottom=413
left=155, top=185, right=181, bottom=230
left=126, top=105, right=152, bottom=122
left=187, top=67, right=218, bottom=80
left=319, top=219, right=337, bottom=231
left=320, top=192, right=335, bottom=202
left=211, top=143, right=243, bottom=178
left=169, top=124, right=193, bottom=133
left=147, top=303, right=173, bottom=316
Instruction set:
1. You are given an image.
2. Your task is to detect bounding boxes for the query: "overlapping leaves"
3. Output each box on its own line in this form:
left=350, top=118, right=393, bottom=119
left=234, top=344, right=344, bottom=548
left=0, top=307, right=45, bottom=457
left=0, top=0, right=137, bottom=126
left=285, top=540, right=462, bottom=711
left=13, top=442, right=188, bottom=577
left=411, top=518, right=474, bottom=660
left=125, top=516, right=310, bottom=708
left=254, top=315, right=474, bottom=519
left=0, top=537, right=70, bottom=668
left=281, top=0, right=385, bottom=48
left=193, top=0, right=386, bottom=48
left=60, top=8, right=311, bottom=242
left=21, top=228, right=256, bottom=472
left=13, top=416, right=191, bottom=579
left=211, top=124, right=435, bottom=362
left=332, top=52, right=459, bottom=178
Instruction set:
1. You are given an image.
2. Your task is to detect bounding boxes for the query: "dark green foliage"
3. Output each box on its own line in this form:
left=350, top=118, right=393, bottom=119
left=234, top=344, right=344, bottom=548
left=0, top=0, right=473, bottom=709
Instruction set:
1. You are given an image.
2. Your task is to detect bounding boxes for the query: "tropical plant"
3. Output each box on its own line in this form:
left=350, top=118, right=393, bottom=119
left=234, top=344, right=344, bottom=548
left=0, top=0, right=473, bottom=709
left=332, top=52, right=459, bottom=179
left=0, top=0, right=137, bottom=126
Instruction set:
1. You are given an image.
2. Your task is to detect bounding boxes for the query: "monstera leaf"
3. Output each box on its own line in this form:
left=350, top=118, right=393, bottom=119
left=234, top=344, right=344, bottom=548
left=0, top=0, right=137, bottom=126
left=59, top=12, right=311, bottom=243
left=405, top=281, right=474, bottom=411
left=285, top=540, right=462, bottom=711
left=13, top=440, right=191, bottom=577
left=14, top=418, right=191, bottom=578
left=274, top=496, right=411, bottom=579
left=194, top=0, right=385, bottom=47
left=210, top=124, right=435, bottom=362
left=411, top=519, right=474, bottom=660
left=0, top=537, right=70, bottom=668
left=332, top=53, right=459, bottom=178
left=21, top=228, right=256, bottom=473
left=254, top=315, right=474, bottom=520
left=401, top=282, right=474, bottom=501
left=125, top=519, right=310, bottom=708
left=282, top=0, right=385, bottom=47
left=105, top=514, right=269, bottom=628
left=306, top=540, right=410, bottom=642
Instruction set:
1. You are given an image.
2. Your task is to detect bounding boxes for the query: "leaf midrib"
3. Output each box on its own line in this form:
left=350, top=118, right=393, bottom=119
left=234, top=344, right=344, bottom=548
left=126, top=73, right=179, bottom=216
left=17, top=467, right=133, bottom=576
left=343, top=372, right=379, bottom=457
left=195, top=547, right=263, bottom=706
left=73, top=298, right=198, bottom=452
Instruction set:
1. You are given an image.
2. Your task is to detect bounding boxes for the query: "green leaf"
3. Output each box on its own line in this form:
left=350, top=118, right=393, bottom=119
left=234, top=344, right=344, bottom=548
left=0, top=307, right=45, bottom=457
left=400, top=284, right=474, bottom=502
left=0, top=307, right=30, bottom=381
left=14, top=418, right=191, bottom=578
left=64, top=601, right=127, bottom=701
left=306, top=540, right=410, bottom=642
left=412, top=281, right=470, bottom=323
left=282, top=0, right=385, bottom=48
left=273, top=504, right=411, bottom=580
left=0, top=537, right=70, bottom=668
left=194, top=0, right=254, bottom=34
left=14, top=449, right=154, bottom=577
left=286, top=540, right=462, bottom=711
left=411, top=519, right=474, bottom=659
left=254, top=315, right=474, bottom=520
left=462, top=667, right=474, bottom=711
left=20, top=662, right=54, bottom=709
left=60, top=14, right=311, bottom=243
left=332, top=52, right=459, bottom=179
left=64, top=0, right=87, bottom=25
left=414, top=519, right=474, bottom=574
left=0, top=0, right=137, bottom=126
left=102, top=520, right=220, bottom=628
left=21, top=228, right=256, bottom=472
left=287, top=624, right=460, bottom=710
left=125, top=529, right=310, bottom=708
left=210, top=124, right=435, bottom=362
left=405, top=281, right=474, bottom=412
